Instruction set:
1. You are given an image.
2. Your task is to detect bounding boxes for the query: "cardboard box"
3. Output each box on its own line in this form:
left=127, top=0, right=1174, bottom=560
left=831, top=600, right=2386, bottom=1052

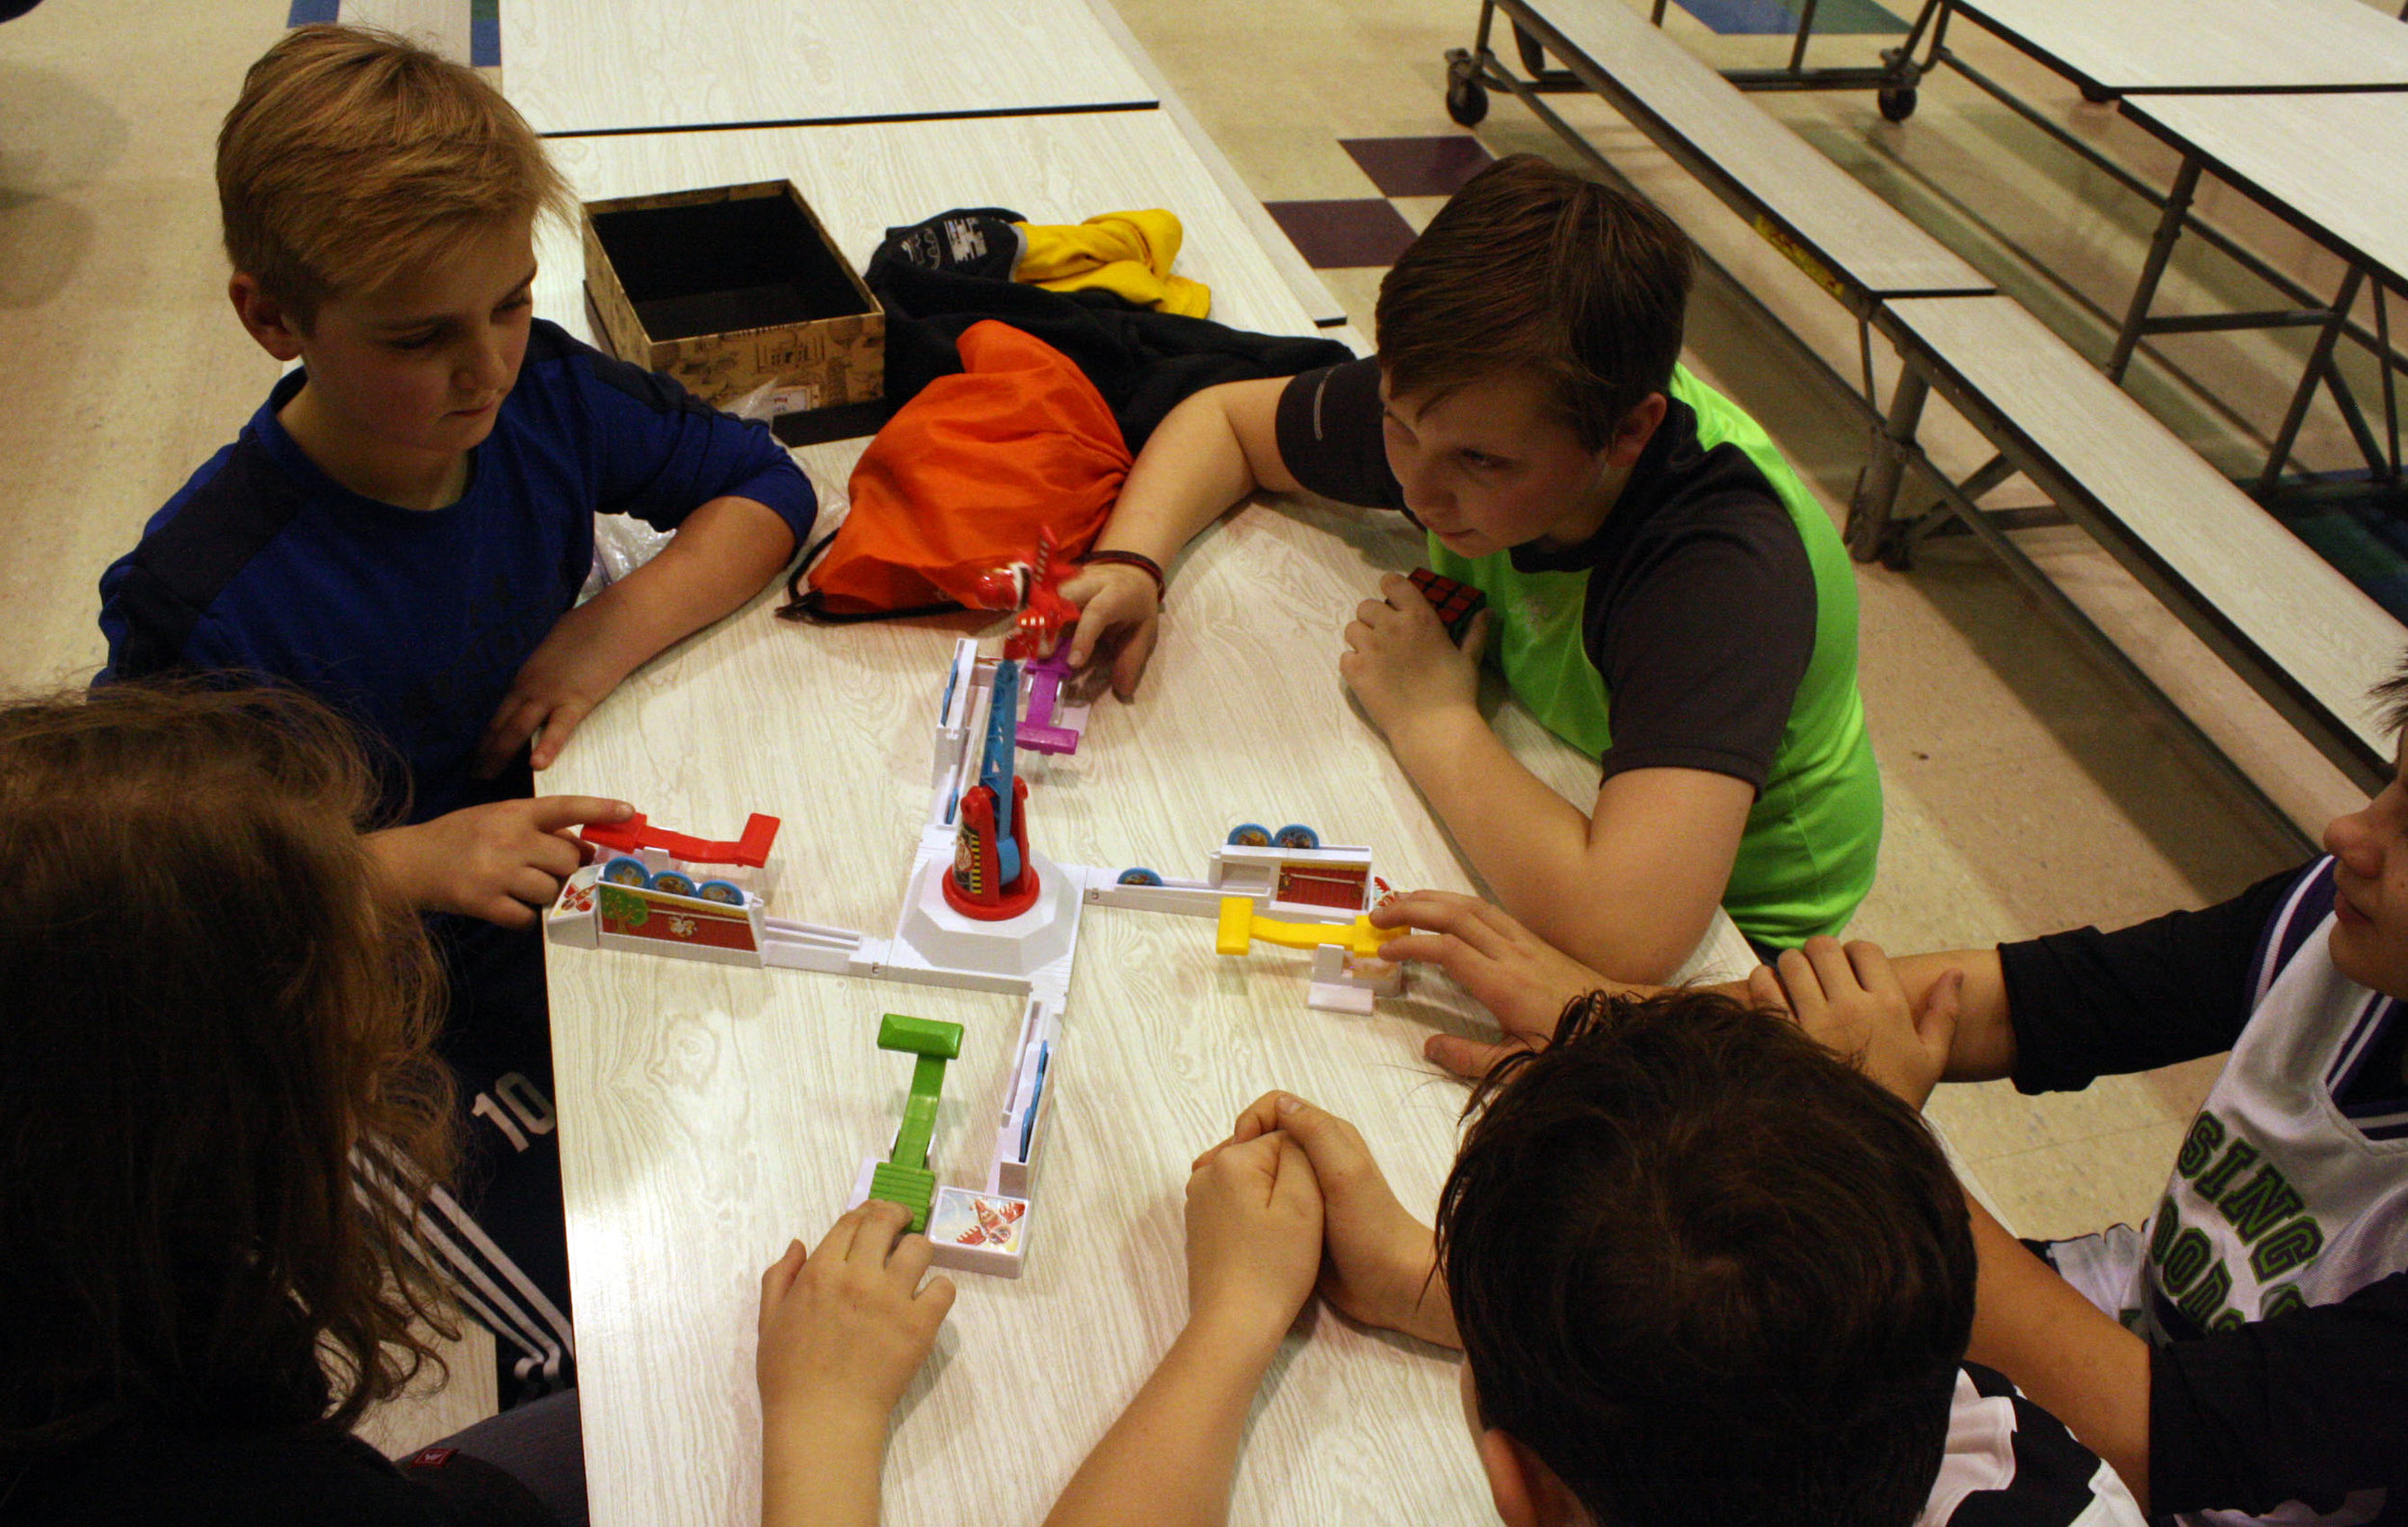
left=583, top=181, right=883, bottom=415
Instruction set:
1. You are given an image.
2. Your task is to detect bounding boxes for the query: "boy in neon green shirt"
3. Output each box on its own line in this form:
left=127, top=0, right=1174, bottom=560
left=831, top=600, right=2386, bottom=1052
left=1064, top=154, right=1879, bottom=978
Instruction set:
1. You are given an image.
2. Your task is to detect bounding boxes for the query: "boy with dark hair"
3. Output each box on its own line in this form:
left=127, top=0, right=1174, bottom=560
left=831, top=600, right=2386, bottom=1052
left=1040, top=990, right=2142, bottom=1527
left=1060, top=154, right=1880, bottom=980
left=1378, top=652, right=2408, bottom=1524
left=94, top=25, right=816, bottom=1396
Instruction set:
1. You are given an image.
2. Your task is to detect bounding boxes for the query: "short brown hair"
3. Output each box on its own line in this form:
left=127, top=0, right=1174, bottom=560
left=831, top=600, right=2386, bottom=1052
left=0, top=682, right=458, bottom=1446
left=1375, top=154, right=1694, bottom=450
left=2371, top=645, right=2408, bottom=736
left=219, top=25, right=570, bottom=325
left=1437, top=988, right=1976, bottom=1527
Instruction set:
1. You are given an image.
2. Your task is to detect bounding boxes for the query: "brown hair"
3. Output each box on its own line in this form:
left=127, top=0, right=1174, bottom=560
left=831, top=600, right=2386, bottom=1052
left=218, top=24, right=571, bottom=326
left=1437, top=988, right=1976, bottom=1527
left=1375, top=153, right=1694, bottom=450
left=2371, top=645, right=2408, bottom=736
left=0, top=682, right=458, bottom=1447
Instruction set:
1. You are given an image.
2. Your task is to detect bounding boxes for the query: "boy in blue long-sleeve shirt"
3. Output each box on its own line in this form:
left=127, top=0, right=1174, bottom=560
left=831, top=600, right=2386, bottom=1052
left=96, top=25, right=814, bottom=1397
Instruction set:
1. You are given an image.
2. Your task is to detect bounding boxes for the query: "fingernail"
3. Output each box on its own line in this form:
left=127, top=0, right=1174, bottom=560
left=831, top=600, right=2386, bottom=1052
left=1276, top=1093, right=1299, bottom=1115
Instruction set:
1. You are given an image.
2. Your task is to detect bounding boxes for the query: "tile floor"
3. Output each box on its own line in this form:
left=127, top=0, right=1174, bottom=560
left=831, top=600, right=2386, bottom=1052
left=1, top=0, right=2395, bottom=1457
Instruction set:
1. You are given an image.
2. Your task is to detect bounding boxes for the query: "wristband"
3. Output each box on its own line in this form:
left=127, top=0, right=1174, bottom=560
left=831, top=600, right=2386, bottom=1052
left=1082, top=548, right=1166, bottom=606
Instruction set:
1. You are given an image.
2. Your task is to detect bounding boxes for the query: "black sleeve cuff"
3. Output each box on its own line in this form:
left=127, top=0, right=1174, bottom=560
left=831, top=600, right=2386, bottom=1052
left=2149, top=1272, right=2408, bottom=1517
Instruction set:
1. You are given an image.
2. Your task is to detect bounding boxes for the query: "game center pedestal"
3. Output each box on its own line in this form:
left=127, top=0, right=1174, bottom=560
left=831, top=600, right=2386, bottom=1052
left=894, top=848, right=1083, bottom=983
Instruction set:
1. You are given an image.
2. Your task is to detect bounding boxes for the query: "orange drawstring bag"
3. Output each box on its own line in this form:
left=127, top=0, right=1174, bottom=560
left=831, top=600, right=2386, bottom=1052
left=779, top=321, right=1130, bottom=619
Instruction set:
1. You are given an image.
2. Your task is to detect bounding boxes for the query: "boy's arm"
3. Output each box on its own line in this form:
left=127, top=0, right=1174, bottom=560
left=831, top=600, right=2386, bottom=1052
left=1963, top=1194, right=2156, bottom=1511
left=366, top=794, right=633, bottom=925
left=1344, top=583, right=1744, bottom=983
left=756, top=1202, right=955, bottom=1527
left=469, top=334, right=817, bottom=775
left=1766, top=940, right=2154, bottom=1503
left=1043, top=1129, right=1323, bottom=1527
left=475, top=494, right=796, bottom=776
left=1374, top=888, right=2021, bottom=1080
left=1059, top=377, right=1319, bottom=701
left=1225, top=1093, right=1459, bottom=1349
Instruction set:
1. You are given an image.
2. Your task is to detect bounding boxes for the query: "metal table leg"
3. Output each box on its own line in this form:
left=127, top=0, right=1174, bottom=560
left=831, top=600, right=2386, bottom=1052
left=2260, top=264, right=2369, bottom=498
left=2107, top=156, right=2202, bottom=383
left=1848, top=367, right=1930, bottom=563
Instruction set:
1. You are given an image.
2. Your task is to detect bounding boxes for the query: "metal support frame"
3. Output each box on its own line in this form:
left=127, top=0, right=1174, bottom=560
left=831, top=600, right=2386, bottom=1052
left=1888, top=19, right=2407, bottom=491
left=1878, top=409, right=2322, bottom=852
left=2107, top=157, right=2390, bottom=491
left=1847, top=368, right=1928, bottom=558
left=2106, top=157, right=2204, bottom=382
left=1506, top=0, right=1905, bottom=95
left=2262, top=265, right=2369, bottom=495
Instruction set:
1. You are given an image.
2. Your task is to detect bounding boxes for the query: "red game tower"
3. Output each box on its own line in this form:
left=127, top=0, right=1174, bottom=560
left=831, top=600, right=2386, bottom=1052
left=944, top=651, right=1042, bottom=920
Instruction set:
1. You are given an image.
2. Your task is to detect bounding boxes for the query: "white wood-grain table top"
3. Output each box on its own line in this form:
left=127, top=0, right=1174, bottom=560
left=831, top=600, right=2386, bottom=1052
left=500, top=0, right=1157, bottom=137
left=2116, top=92, right=2408, bottom=286
left=530, top=112, right=1322, bottom=350
left=1952, top=0, right=2408, bottom=93
left=1529, top=0, right=1995, bottom=302
left=1879, top=294, right=2401, bottom=760
left=541, top=431, right=1758, bottom=1524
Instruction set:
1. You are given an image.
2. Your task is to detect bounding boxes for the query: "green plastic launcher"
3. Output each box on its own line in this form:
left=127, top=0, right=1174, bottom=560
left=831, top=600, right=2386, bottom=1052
left=867, top=1012, right=964, bottom=1232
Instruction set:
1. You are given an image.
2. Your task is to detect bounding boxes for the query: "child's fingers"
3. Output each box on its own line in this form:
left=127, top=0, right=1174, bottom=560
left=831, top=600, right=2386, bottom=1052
left=1263, top=1094, right=1375, bottom=1197
left=522, top=829, right=587, bottom=883
left=529, top=702, right=589, bottom=771
left=475, top=696, right=544, bottom=778
left=885, top=1231, right=936, bottom=1284
left=475, top=891, right=541, bottom=931
left=1918, top=968, right=1966, bottom=1055
left=915, top=1273, right=958, bottom=1326
left=1110, top=619, right=1158, bottom=702
left=526, top=795, right=637, bottom=833
left=508, top=864, right=567, bottom=909
left=1270, top=1133, right=1323, bottom=1213
left=1369, top=889, right=1505, bottom=953
left=1367, top=930, right=1454, bottom=969
left=815, top=1199, right=889, bottom=1263
left=1424, top=1030, right=1530, bottom=1079
left=1745, top=962, right=1791, bottom=1014
left=1844, top=938, right=1902, bottom=1001
left=1459, top=607, right=1492, bottom=665
left=758, top=1239, right=807, bottom=1310
left=1230, top=1092, right=1286, bottom=1145
left=1776, top=946, right=1828, bottom=1016
left=1801, top=936, right=1858, bottom=1000
left=844, top=1199, right=916, bottom=1264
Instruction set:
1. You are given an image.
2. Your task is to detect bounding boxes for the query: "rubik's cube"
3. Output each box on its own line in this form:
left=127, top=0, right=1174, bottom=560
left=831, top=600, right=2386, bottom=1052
left=1408, top=567, right=1487, bottom=645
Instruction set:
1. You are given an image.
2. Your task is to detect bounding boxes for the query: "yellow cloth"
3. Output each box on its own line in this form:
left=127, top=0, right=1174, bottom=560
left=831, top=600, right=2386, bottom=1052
left=1013, top=209, right=1212, bottom=318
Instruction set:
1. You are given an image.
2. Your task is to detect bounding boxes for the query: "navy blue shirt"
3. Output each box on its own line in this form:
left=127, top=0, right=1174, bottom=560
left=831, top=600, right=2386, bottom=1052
left=97, top=320, right=814, bottom=821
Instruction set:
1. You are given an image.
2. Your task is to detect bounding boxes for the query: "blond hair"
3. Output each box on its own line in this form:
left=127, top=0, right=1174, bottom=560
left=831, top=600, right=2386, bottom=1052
left=219, top=24, right=572, bottom=325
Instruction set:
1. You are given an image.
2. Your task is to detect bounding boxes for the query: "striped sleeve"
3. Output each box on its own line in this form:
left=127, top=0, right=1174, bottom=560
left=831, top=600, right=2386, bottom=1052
left=1923, top=1365, right=2148, bottom=1527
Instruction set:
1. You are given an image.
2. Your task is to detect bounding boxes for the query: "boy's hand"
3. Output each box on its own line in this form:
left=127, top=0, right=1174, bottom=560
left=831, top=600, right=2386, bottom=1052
left=1751, top=937, right=1963, bottom=1111
left=366, top=796, right=632, bottom=928
left=1371, top=890, right=1611, bottom=1078
left=1182, top=1129, right=1324, bottom=1356
left=1220, top=1093, right=1458, bottom=1349
left=756, top=1200, right=956, bottom=1433
left=1339, top=574, right=1488, bottom=746
left=476, top=601, right=634, bottom=777
left=1059, top=563, right=1163, bottom=702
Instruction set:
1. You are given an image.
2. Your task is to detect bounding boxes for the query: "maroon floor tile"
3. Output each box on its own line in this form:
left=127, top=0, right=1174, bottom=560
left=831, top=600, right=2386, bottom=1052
left=1263, top=198, right=1420, bottom=270
left=1340, top=135, right=1495, bottom=198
